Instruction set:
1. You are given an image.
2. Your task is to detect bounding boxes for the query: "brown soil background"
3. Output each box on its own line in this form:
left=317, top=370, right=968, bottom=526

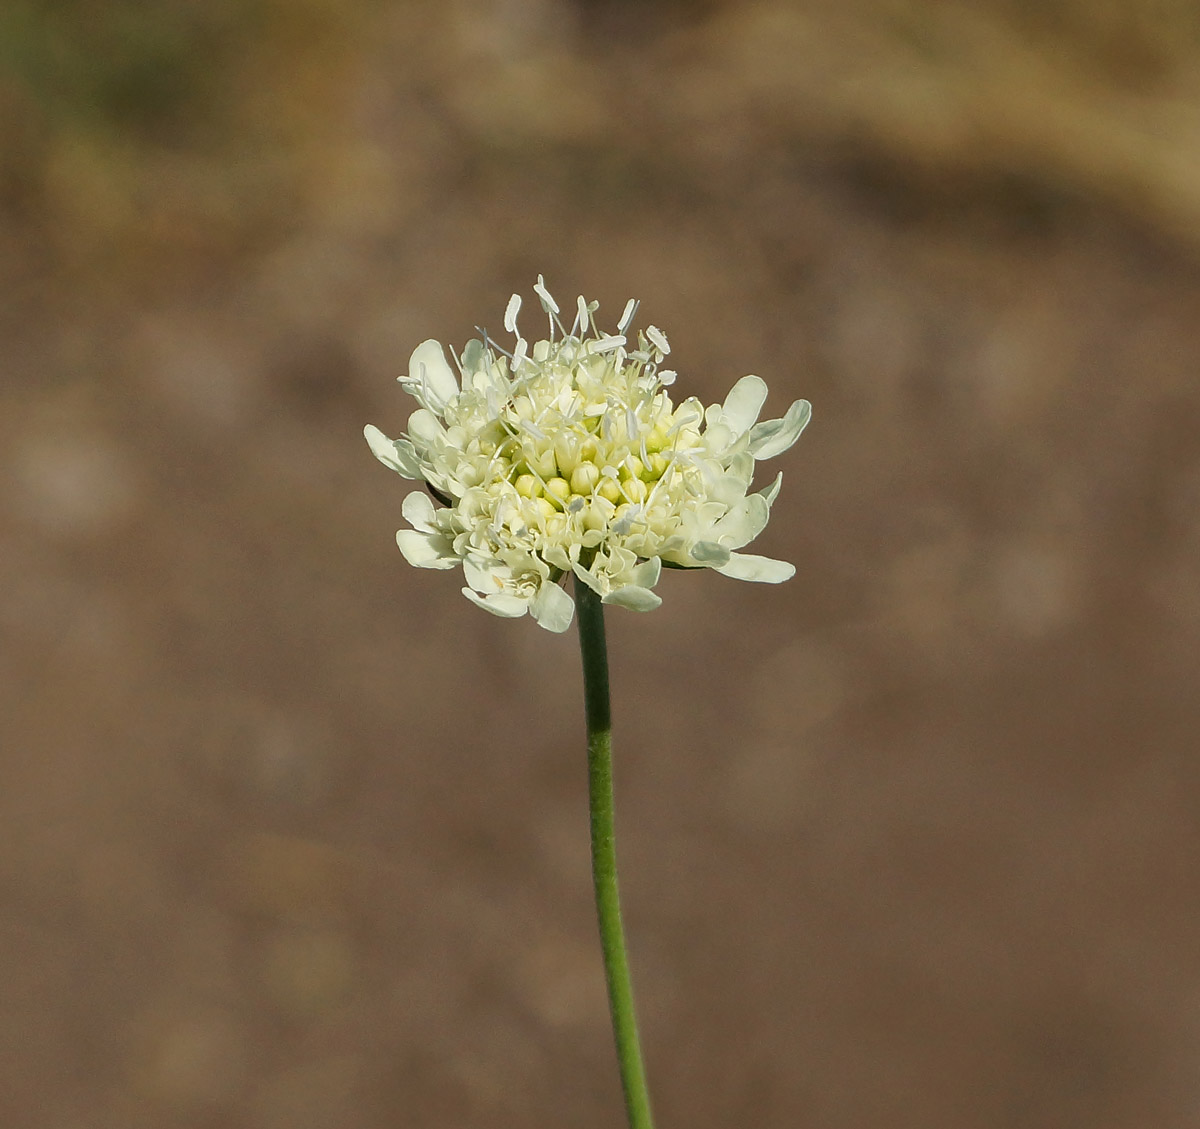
left=3, top=2, right=1200, bottom=1126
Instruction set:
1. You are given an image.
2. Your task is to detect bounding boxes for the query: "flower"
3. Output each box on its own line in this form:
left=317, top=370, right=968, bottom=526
left=365, top=278, right=811, bottom=632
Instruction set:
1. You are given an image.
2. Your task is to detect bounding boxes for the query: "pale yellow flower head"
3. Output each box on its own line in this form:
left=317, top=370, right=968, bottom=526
left=365, top=278, right=811, bottom=631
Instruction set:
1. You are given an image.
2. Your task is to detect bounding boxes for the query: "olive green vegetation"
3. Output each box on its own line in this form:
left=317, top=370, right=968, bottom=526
left=0, top=1, right=253, bottom=137
left=7, top=0, right=1200, bottom=265
left=0, top=0, right=363, bottom=269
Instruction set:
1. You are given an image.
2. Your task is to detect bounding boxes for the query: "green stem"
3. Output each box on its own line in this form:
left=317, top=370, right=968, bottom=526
left=574, top=577, right=656, bottom=1129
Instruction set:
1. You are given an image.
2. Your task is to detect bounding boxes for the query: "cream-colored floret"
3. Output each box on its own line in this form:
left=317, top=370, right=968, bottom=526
left=365, top=278, right=811, bottom=631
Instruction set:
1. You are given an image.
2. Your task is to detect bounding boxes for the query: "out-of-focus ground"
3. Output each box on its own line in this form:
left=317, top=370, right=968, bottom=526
left=3, top=1, right=1200, bottom=1126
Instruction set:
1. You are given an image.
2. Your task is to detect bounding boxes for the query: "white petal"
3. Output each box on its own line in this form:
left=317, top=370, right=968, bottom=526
left=711, top=469, right=752, bottom=509
left=721, top=375, right=769, bottom=435
left=364, top=424, right=423, bottom=478
left=543, top=544, right=572, bottom=572
left=703, top=421, right=736, bottom=453
left=396, top=529, right=458, bottom=569
left=409, top=340, right=459, bottom=415
left=757, top=471, right=783, bottom=508
left=407, top=408, right=444, bottom=449
left=629, top=556, right=662, bottom=590
left=690, top=541, right=731, bottom=566
left=715, top=552, right=795, bottom=583
left=461, top=338, right=486, bottom=374
left=571, top=562, right=606, bottom=595
left=712, top=494, right=769, bottom=549
left=603, top=585, right=663, bottom=612
left=462, top=554, right=509, bottom=592
left=531, top=581, right=575, bottom=632
left=504, top=293, right=521, bottom=334
left=461, top=588, right=529, bottom=618
left=401, top=490, right=438, bottom=533
left=749, top=398, right=811, bottom=460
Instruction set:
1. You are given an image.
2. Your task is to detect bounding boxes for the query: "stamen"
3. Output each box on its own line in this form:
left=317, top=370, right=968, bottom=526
left=534, top=275, right=560, bottom=315
left=476, top=327, right=514, bottom=361
left=504, top=293, right=521, bottom=334
left=617, top=298, right=639, bottom=335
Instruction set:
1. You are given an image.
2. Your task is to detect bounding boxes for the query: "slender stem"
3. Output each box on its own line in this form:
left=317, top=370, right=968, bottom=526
left=574, top=578, right=656, bottom=1129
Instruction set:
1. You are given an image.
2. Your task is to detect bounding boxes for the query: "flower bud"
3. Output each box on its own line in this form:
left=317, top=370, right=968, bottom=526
left=570, top=462, right=601, bottom=495
left=545, top=477, right=571, bottom=507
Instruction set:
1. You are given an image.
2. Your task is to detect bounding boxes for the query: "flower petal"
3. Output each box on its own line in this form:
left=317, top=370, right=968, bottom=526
left=364, top=424, right=422, bottom=478
left=407, top=408, right=445, bottom=449
left=715, top=552, right=795, bottom=583
left=461, top=588, right=529, bottom=617
left=721, top=375, right=768, bottom=435
left=603, top=585, right=663, bottom=611
left=462, top=554, right=510, bottom=592
left=396, top=529, right=458, bottom=569
left=571, top=562, right=606, bottom=595
left=711, top=468, right=753, bottom=509
left=690, top=541, right=731, bottom=567
left=530, top=581, right=575, bottom=632
left=757, top=471, right=783, bottom=508
left=461, top=338, right=486, bottom=375
left=748, top=398, right=811, bottom=460
left=401, top=490, right=438, bottom=533
left=629, top=556, right=662, bottom=590
left=702, top=421, right=736, bottom=454
left=408, top=340, right=459, bottom=415
left=711, top=493, right=769, bottom=549
left=542, top=544, right=573, bottom=573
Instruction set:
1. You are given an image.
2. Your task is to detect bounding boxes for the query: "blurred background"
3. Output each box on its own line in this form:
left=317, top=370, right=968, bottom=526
left=3, top=1, right=1200, bottom=1126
